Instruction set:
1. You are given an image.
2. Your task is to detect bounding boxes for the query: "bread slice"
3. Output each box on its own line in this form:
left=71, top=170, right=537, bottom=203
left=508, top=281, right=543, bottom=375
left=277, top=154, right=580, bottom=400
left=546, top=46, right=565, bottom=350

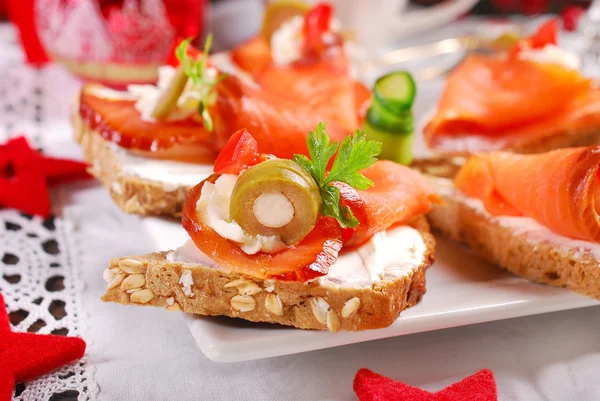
left=73, top=111, right=200, bottom=218
left=101, top=216, right=435, bottom=331
left=426, top=177, right=600, bottom=300
left=419, top=101, right=600, bottom=157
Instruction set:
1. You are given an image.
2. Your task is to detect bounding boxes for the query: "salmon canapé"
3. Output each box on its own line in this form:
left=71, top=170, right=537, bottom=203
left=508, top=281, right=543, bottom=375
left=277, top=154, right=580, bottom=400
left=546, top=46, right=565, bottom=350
left=423, top=19, right=600, bottom=154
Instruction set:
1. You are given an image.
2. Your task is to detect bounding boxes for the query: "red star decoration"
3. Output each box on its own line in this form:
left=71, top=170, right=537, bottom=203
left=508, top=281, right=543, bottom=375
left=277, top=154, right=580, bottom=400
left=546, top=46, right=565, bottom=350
left=354, top=368, right=498, bottom=401
left=0, top=293, right=86, bottom=401
left=0, top=136, right=90, bottom=218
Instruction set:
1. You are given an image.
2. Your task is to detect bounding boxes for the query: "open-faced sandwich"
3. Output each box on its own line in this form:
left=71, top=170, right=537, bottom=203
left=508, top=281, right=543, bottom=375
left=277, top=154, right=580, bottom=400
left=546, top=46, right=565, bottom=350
left=422, top=19, right=600, bottom=155
left=74, top=31, right=350, bottom=217
left=101, top=123, right=439, bottom=331
left=426, top=146, right=600, bottom=300
left=74, top=1, right=417, bottom=218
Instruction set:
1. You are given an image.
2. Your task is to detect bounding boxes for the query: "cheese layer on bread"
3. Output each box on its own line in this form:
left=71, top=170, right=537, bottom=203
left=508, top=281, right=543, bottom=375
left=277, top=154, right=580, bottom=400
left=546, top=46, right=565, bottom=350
left=167, top=224, right=427, bottom=288
left=429, top=176, right=600, bottom=260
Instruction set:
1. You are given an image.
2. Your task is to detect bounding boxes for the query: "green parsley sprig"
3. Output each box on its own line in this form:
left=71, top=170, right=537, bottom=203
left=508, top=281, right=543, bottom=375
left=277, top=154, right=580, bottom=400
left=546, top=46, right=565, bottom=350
left=175, top=34, right=228, bottom=131
left=293, top=122, right=382, bottom=228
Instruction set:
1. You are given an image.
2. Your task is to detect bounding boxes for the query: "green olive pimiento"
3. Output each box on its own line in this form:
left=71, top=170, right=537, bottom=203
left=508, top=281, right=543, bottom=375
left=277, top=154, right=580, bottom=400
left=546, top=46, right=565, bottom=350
left=229, top=159, right=321, bottom=246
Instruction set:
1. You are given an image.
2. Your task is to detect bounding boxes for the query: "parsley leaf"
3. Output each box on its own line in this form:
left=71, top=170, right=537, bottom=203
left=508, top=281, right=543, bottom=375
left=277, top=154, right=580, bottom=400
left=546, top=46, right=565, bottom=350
left=175, top=34, right=228, bottom=131
left=293, top=123, right=382, bottom=229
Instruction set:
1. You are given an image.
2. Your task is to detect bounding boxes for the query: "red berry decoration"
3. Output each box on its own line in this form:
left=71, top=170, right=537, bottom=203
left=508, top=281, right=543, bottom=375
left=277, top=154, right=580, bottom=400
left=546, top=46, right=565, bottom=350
left=562, top=5, right=585, bottom=32
left=520, top=0, right=551, bottom=15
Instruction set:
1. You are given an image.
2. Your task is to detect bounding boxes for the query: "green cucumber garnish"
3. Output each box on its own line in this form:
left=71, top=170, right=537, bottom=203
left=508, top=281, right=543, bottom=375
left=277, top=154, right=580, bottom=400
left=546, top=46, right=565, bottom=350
left=366, top=99, right=413, bottom=134
left=365, top=121, right=414, bottom=165
left=363, top=71, right=416, bottom=165
left=373, top=71, right=416, bottom=114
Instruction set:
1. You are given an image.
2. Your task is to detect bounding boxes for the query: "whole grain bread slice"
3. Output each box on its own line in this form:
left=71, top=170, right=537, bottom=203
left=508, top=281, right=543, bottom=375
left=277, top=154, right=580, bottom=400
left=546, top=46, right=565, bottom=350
left=73, top=112, right=192, bottom=217
left=101, top=216, right=435, bottom=332
left=420, top=120, right=600, bottom=157
left=426, top=178, right=600, bottom=300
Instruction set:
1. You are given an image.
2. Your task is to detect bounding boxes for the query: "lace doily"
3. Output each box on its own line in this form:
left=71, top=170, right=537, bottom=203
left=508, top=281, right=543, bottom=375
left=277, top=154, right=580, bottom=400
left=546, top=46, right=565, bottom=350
left=0, top=24, right=97, bottom=401
left=1, top=211, right=98, bottom=401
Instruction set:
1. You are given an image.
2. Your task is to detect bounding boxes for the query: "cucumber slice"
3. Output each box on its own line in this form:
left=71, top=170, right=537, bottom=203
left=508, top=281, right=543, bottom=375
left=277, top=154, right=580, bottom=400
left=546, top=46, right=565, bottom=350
left=374, top=71, right=416, bottom=114
left=365, top=121, right=414, bottom=165
left=367, top=99, right=413, bottom=134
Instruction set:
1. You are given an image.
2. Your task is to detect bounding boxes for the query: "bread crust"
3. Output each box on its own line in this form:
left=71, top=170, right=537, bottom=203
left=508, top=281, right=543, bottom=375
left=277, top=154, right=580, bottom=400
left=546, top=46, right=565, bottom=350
left=101, top=216, right=435, bottom=331
left=73, top=112, right=191, bottom=217
left=428, top=187, right=600, bottom=300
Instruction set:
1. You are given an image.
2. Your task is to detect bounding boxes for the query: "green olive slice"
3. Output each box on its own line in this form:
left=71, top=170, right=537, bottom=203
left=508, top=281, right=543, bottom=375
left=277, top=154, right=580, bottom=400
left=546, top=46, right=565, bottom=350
left=150, top=65, right=189, bottom=120
left=230, top=159, right=320, bottom=246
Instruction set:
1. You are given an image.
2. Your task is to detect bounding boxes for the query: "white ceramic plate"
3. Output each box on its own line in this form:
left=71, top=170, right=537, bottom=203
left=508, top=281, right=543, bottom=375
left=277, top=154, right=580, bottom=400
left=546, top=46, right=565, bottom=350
left=142, top=217, right=599, bottom=363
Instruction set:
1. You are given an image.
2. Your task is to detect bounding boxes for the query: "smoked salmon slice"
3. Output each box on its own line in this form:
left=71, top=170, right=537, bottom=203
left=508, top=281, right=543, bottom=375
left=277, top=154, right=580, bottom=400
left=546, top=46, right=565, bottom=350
left=339, top=160, right=441, bottom=247
left=80, top=73, right=350, bottom=161
left=454, top=147, right=600, bottom=242
left=211, top=75, right=350, bottom=159
left=230, top=36, right=273, bottom=78
left=423, top=55, right=597, bottom=152
left=182, top=174, right=343, bottom=281
left=231, top=36, right=361, bottom=132
left=424, top=19, right=600, bottom=153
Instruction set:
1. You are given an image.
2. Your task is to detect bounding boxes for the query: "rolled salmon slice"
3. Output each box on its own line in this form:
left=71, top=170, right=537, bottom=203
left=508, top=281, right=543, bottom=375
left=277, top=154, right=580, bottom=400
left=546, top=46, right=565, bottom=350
left=454, top=147, right=600, bottom=242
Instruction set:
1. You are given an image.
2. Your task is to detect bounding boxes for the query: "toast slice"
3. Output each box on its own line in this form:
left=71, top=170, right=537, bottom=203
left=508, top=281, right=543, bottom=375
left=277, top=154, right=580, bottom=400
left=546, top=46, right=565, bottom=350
left=426, top=176, right=600, bottom=300
left=421, top=124, right=600, bottom=156
left=101, top=216, right=435, bottom=332
left=73, top=111, right=210, bottom=218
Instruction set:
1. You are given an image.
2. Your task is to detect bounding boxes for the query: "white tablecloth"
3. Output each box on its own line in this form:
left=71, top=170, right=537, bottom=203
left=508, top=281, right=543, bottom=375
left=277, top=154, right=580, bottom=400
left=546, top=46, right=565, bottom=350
left=6, top=15, right=600, bottom=400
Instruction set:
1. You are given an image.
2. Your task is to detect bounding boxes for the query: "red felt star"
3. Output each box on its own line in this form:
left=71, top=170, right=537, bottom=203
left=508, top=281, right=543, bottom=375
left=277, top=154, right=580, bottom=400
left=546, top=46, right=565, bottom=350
left=0, top=293, right=86, bottom=401
left=354, top=368, right=498, bottom=401
left=0, top=136, right=90, bottom=217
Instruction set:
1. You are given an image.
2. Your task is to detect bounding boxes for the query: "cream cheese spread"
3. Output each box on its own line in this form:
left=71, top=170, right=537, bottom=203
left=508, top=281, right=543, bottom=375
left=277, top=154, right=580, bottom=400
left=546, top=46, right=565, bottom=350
left=128, top=65, right=219, bottom=123
left=167, top=224, right=427, bottom=288
left=519, top=44, right=581, bottom=70
left=110, top=144, right=214, bottom=192
left=428, top=176, right=600, bottom=260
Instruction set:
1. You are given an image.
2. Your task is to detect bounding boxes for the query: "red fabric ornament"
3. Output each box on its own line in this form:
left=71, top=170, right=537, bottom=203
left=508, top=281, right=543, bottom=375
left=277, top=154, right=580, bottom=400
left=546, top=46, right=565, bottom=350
left=561, top=5, right=585, bottom=32
left=354, top=368, right=498, bottom=401
left=6, top=0, right=50, bottom=65
left=0, top=136, right=90, bottom=217
left=0, top=293, right=87, bottom=401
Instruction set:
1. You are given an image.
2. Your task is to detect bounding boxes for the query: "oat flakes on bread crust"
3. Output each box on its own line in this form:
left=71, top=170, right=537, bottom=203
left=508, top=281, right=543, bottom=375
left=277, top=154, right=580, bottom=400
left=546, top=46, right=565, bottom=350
left=101, top=216, right=435, bottom=332
left=427, top=181, right=600, bottom=300
left=73, top=112, right=190, bottom=218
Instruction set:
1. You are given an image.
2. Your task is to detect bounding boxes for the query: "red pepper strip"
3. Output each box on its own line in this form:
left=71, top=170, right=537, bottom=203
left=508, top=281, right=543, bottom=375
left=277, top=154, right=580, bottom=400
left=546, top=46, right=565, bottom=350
left=213, top=129, right=260, bottom=175
left=303, top=3, right=334, bottom=55
left=509, top=18, right=559, bottom=59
